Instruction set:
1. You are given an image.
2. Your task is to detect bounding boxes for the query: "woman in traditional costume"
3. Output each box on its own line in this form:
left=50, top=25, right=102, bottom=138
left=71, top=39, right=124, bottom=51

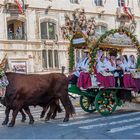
left=77, top=50, right=92, bottom=90
left=120, top=55, right=129, bottom=72
left=123, top=55, right=136, bottom=88
left=127, top=55, right=136, bottom=71
left=96, top=54, right=107, bottom=73
left=96, top=54, right=115, bottom=87
left=105, top=54, right=116, bottom=72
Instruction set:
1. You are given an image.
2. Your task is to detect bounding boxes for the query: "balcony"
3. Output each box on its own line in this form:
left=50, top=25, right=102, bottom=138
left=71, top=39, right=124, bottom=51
left=4, top=0, right=29, bottom=14
left=8, top=32, right=26, bottom=40
left=7, top=19, right=26, bottom=40
left=4, top=0, right=29, bottom=6
left=4, top=0, right=17, bottom=6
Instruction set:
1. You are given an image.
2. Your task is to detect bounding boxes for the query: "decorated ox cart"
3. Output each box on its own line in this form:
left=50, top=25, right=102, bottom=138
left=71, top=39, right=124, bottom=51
left=68, top=28, right=140, bottom=116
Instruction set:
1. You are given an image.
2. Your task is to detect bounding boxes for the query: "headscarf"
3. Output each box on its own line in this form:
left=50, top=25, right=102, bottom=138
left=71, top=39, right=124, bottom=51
left=128, top=55, right=136, bottom=69
left=96, top=50, right=103, bottom=63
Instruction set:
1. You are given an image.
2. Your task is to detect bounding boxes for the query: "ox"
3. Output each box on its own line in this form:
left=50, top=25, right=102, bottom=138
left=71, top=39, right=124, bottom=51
left=0, top=97, right=62, bottom=125
left=0, top=97, right=27, bottom=124
left=3, top=72, right=75, bottom=127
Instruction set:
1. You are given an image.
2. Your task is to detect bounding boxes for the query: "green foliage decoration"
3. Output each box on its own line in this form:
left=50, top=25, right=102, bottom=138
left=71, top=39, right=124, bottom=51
left=68, top=43, right=75, bottom=71
left=89, top=28, right=140, bottom=73
left=0, top=69, right=4, bottom=77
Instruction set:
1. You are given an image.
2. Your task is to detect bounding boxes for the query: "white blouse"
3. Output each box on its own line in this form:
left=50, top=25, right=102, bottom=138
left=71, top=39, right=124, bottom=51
left=96, top=60, right=107, bottom=73
left=80, top=57, right=89, bottom=72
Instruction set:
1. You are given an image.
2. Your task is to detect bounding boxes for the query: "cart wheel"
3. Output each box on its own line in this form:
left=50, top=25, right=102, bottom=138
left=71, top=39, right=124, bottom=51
left=95, top=90, right=118, bottom=116
left=80, top=96, right=96, bottom=113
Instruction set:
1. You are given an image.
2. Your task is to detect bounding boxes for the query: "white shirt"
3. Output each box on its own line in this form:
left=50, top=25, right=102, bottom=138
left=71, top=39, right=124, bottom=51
left=105, top=59, right=116, bottom=72
left=80, top=57, right=89, bottom=72
left=118, top=63, right=125, bottom=71
left=128, top=61, right=136, bottom=69
left=96, top=60, right=107, bottom=73
left=127, top=61, right=136, bottom=71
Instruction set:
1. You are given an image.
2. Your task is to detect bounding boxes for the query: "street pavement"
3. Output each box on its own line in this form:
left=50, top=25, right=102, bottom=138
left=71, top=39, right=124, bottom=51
left=0, top=98, right=140, bottom=139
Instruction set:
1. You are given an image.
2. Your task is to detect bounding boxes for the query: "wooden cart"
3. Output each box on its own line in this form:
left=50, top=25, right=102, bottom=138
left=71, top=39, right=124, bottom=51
left=68, top=28, right=140, bottom=116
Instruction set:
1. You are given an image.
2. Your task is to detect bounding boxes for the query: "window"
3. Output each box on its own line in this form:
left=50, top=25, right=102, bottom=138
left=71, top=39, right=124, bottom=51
left=41, top=21, right=56, bottom=40
left=95, top=25, right=107, bottom=35
left=48, top=50, right=53, bottom=68
left=76, top=49, right=81, bottom=59
left=75, top=49, right=83, bottom=65
left=42, top=50, right=59, bottom=69
left=94, top=0, right=103, bottom=6
left=7, top=20, right=26, bottom=40
left=118, top=0, right=125, bottom=7
left=54, top=50, right=59, bottom=68
left=42, top=50, right=47, bottom=68
left=41, top=22, right=47, bottom=39
left=70, top=0, right=79, bottom=4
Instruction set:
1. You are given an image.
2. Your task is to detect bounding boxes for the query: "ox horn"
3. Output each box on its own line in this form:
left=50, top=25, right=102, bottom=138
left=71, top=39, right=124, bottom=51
left=0, top=54, right=8, bottom=70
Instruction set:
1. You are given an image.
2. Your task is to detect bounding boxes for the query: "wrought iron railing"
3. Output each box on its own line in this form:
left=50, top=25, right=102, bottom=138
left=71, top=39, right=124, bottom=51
left=8, top=33, right=26, bottom=40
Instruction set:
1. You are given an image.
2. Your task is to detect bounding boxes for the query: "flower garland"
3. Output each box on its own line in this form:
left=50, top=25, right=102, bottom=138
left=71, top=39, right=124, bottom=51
left=0, top=69, right=5, bottom=77
left=68, top=43, right=75, bottom=71
left=68, top=28, right=140, bottom=72
left=0, top=69, right=9, bottom=89
left=89, top=28, right=140, bottom=73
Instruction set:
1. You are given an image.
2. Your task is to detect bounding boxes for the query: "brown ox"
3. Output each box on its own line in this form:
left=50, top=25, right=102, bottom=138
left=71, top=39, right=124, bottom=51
left=4, top=72, right=75, bottom=127
left=1, top=97, right=62, bottom=125
left=0, top=97, right=27, bottom=124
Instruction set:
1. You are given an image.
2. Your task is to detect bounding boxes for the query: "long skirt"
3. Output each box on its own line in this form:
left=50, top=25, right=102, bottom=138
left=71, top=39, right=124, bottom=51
left=96, top=73, right=115, bottom=87
left=77, top=72, right=92, bottom=89
left=123, top=73, right=136, bottom=88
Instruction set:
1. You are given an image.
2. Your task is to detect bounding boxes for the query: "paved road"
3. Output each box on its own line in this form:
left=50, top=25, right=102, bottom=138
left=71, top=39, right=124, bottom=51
left=0, top=101, right=140, bottom=139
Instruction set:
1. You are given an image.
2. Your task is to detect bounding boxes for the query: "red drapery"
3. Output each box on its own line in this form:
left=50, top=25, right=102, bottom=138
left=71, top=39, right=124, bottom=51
left=15, top=0, right=24, bottom=14
left=120, top=0, right=133, bottom=20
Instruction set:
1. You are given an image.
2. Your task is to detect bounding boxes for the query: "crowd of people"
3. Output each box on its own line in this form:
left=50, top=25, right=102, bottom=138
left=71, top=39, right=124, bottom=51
left=69, top=49, right=137, bottom=90
left=96, top=50, right=137, bottom=87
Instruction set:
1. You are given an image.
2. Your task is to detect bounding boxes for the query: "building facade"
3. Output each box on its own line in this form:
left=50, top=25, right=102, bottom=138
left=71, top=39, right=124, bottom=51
left=0, top=0, right=140, bottom=73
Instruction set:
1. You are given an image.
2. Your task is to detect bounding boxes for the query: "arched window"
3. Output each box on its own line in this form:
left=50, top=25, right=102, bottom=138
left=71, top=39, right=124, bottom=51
left=95, top=25, right=107, bottom=35
left=40, top=21, right=56, bottom=40
left=7, top=19, right=26, bottom=40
